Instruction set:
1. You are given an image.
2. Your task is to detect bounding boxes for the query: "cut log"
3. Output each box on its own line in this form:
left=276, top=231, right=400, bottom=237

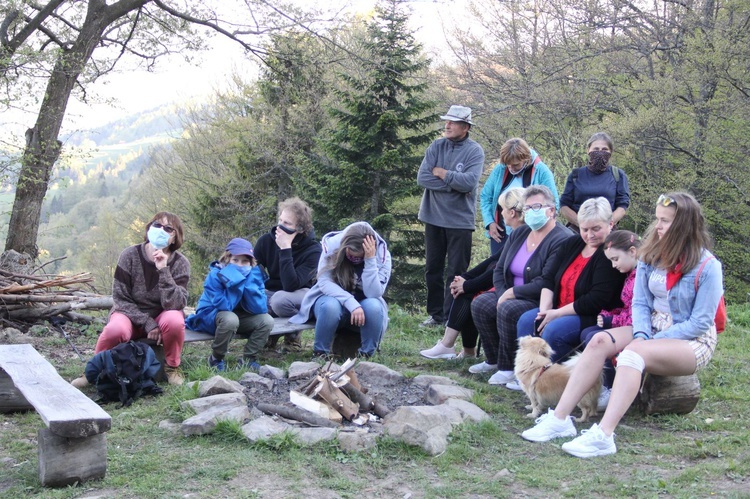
left=316, top=378, right=358, bottom=421
left=256, top=402, right=338, bottom=428
left=289, top=390, right=342, bottom=422
left=638, top=374, right=701, bottom=415
left=340, top=383, right=375, bottom=412
left=38, top=428, right=107, bottom=487
left=347, top=370, right=365, bottom=393
left=372, top=401, right=391, bottom=418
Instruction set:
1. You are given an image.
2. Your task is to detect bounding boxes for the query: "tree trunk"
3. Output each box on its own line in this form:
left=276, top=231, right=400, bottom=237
left=5, top=0, right=148, bottom=256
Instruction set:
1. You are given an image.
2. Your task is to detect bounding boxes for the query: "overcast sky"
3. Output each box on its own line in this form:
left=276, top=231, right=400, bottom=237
left=2, top=0, right=471, bottom=145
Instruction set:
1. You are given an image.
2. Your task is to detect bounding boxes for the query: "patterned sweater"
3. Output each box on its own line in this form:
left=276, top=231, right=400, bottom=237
left=110, top=243, right=190, bottom=333
left=599, top=269, right=636, bottom=328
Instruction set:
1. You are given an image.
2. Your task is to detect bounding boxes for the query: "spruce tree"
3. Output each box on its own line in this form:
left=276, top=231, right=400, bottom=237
left=300, top=0, right=439, bottom=230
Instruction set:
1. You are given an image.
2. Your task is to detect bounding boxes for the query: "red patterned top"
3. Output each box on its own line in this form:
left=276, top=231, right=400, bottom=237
left=558, top=252, right=591, bottom=307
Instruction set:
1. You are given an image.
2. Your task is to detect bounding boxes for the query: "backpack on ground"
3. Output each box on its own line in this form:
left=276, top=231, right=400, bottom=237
left=84, top=341, right=163, bottom=407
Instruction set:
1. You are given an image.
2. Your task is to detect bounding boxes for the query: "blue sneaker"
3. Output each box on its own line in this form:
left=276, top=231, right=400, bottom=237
left=207, top=354, right=226, bottom=372
left=237, top=359, right=261, bottom=371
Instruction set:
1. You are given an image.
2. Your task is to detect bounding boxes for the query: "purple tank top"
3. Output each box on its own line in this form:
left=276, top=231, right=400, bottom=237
left=509, top=242, right=534, bottom=287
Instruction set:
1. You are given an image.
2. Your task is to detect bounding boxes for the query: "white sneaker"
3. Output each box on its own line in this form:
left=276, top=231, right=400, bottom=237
left=468, top=361, right=497, bottom=374
left=505, top=377, right=523, bottom=391
left=488, top=370, right=516, bottom=385
left=597, top=386, right=611, bottom=412
left=420, top=341, right=457, bottom=359
left=521, top=409, right=577, bottom=442
left=561, top=423, right=617, bottom=458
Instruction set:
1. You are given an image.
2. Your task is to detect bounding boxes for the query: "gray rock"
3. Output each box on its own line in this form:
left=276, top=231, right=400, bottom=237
left=198, top=375, right=245, bottom=397
left=242, top=416, right=290, bottom=441
left=182, top=405, right=250, bottom=436
left=338, top=431, right=378, bottom=452
left=411, top=374, right=457, bottom=388
left=444, top=399, right=490, bottom=422
left=240, top=372, right=275, bottom=390
left=287, top=361, right=320, bottom=381
left=259, top=364, right=285, bottom=380
left=356, top=361, right=405, bottom=385
left=383, top=405, right=462, bottom=456
left=181, top=392, right=248, bottom=414
left=288, top=427, right=337, bottom=445
left=425, top=384, right=474, bottom=405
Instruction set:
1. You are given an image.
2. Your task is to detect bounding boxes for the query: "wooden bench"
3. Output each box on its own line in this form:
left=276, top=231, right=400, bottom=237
left=141, top=317, right=315, bottom=379
left=0, top=344, right=111, bottom=487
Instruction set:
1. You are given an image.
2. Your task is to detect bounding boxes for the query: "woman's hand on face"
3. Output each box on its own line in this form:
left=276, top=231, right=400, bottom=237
left=147, top=327, right=162, bottom=345
left=488, top=222, right=502, bottom=242
left=153, top=249, right=168, bottom=269
left=362, top=235, right=377, bottom=259
left=350, top=307, right=365, bottom=327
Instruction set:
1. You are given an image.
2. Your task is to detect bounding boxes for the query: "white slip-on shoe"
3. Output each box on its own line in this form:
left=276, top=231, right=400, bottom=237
left=561, top=423, right=617, bottom=458
left=488, top=370, right=516, bottom=385
left=468, top=361, right=498, bottom=374
left=420, top=341, right=457, bottom=360
left=521, top=409, right=577, bottom=442
left=504, top=377, right=523, bottom=391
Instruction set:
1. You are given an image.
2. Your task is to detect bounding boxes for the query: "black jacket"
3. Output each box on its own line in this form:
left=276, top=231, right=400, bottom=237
left=254, top=228, right=322, bottom=292
left=550, top=236, right=626, bottom=330
left=493, top=222, right=575, bottom=302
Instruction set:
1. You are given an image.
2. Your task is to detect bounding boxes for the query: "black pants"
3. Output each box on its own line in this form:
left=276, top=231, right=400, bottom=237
left=445, top=292, right=479, bottom=348
left=424, top=223, right=472, bottom=322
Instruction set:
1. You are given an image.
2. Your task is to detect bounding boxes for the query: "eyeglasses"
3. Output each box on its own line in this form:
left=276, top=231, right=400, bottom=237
left=522, top=203, right=551, bottom=213
left=152, top=222, right=175, bottom=234
left=657, top=194, right=676, bottom=207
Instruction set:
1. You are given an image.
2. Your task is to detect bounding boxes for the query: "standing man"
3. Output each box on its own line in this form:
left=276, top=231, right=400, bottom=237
left=254, top=197, right=322, bottom=350
left=417, top=105, right=485, bottom=327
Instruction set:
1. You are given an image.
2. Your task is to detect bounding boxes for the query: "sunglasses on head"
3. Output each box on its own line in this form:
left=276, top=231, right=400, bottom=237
left=152, top=222, right=175, bottom=234
left=657, top=194, right=676, bottom=207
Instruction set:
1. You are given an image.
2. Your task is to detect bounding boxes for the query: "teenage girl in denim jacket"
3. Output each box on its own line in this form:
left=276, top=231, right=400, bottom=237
left=523, top=192, right=723, bottom=458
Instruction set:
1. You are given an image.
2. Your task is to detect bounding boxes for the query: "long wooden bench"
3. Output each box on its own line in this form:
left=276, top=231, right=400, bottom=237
left=0, top=344, right=112, bottom=487
left=140, top=317, right=315, bottom=379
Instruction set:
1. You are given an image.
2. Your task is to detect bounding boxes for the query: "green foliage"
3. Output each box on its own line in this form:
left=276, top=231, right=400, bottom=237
left=297, top=0, right=439, bottom=230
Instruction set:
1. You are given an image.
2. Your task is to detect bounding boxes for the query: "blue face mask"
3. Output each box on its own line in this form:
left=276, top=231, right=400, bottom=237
left=147, top=226, right=170, bottom=250
left=524, top=209, right=550, bottom=231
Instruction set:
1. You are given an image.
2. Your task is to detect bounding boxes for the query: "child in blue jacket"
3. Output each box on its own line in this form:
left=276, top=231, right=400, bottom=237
left=186, top=238, right=274, bottom=371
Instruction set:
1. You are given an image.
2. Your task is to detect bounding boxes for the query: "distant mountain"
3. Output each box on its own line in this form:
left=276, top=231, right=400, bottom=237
left=63, top=102, right=186, bottom=147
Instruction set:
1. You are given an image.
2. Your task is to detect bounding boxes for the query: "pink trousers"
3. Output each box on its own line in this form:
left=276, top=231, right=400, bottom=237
left=95, top=311, right=185, bottom=367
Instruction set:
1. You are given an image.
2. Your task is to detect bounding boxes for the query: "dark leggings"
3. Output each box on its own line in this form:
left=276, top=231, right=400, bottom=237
left=445, top=293, right=479, bottom=349
left=580, top=325, right=616, bottom=389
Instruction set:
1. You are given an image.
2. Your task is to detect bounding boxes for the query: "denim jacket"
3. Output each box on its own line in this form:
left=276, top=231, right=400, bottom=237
left=632, top=251, right=723, bottom=340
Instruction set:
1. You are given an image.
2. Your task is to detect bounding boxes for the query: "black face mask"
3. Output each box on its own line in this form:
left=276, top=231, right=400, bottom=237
left=277, top=224, right=296, bottom=235
left=587, top=150, right=611, bottom=174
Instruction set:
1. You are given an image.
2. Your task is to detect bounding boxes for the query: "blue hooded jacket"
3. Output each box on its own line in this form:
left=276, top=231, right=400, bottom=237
left=185, top=261, right=268, bottom=334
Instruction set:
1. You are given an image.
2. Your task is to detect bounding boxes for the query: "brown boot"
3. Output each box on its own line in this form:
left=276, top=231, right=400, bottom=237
left=281, top=334, right=303, bottom=353
left=264, top=335, right=280, bottom=350
left=164, top=365, right=184, bottom=386
left=71, top=375, right=89, bottom=388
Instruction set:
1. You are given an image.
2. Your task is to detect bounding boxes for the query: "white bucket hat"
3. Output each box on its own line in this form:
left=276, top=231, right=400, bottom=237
left=440, top=105, right=473, bottom=125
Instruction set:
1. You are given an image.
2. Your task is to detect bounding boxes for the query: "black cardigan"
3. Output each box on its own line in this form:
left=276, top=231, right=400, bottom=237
left=550, top=236, right=627, bottom=330
left=493, top=222, right=575, bottom=303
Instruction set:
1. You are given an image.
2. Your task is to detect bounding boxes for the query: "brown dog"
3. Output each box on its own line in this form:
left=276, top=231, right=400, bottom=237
left=514, top=336, right=600, bottom=422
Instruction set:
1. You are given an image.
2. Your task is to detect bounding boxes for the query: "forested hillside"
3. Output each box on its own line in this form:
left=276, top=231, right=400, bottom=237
left=2, top=0, right=748, bottom=305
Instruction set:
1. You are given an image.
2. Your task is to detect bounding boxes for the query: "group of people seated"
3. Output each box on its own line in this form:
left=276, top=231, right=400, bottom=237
left=71, top=131, right=723, bottom=460
left=420, top=133, right=723, bottom=458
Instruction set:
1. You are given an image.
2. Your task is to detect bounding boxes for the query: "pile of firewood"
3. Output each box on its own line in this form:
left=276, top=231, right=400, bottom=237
left=0, top=268, right=113, bottom=324
left=257, top=359, right=391, bottom=427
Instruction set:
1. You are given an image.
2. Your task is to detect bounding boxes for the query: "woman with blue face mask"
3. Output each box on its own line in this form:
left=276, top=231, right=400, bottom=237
left=71, top=212, right=191, bottom=388
left=290, top=222, right=392, bottom=358
left=186, top=238, right=274, bottom=371
left=469, top=186, right=574, bottom=385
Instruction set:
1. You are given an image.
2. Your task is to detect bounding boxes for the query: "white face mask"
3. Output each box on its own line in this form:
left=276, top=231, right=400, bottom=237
left=147, top=226, right=170, bottom=249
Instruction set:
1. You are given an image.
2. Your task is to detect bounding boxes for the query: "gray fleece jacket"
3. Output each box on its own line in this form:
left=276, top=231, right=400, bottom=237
left=417, top=133, right=485, bottom=230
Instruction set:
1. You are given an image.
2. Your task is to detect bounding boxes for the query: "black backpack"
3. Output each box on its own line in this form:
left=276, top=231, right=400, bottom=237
left=85, top=341, right=163, bottom=407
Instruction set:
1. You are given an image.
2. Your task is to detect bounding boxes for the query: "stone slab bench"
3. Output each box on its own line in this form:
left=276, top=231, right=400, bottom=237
left=0, top=344, right=111, bottom=487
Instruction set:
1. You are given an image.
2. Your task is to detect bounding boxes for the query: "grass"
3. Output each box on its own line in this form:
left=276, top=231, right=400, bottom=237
left=1, top=304, right=749, bottom=498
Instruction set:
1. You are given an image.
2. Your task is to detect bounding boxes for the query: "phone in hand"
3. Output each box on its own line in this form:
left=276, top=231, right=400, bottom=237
left=534, top=318, right=544, bottom=336
left=277, top=224, right=296, bottom=235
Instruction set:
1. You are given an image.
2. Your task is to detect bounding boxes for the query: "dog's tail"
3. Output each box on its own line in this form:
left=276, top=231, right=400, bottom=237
left=562, top=352, right=583, bottom=369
